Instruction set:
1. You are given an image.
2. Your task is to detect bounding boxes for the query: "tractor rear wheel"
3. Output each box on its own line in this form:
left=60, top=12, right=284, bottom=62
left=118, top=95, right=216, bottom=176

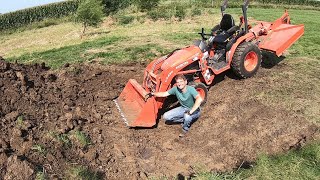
left=231, top=42, right=262, bottom=78
left=189, top=82, right=208, bottom=106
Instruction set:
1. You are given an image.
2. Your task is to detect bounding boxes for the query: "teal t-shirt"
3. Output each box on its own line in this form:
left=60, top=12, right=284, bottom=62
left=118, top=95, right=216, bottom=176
left=168, top=86, right=199, bottom=109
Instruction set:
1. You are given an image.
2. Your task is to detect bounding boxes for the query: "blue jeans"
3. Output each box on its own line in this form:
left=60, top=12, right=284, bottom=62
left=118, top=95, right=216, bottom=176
left=163, top=106, right=201, bottom=132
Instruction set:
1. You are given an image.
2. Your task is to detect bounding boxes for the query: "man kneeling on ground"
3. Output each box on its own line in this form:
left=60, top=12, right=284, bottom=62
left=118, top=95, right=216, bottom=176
left=145, top=74, right=202, bottom=137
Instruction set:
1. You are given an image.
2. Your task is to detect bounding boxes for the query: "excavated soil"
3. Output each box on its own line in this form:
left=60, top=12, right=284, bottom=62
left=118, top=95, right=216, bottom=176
left=0, top=58, right=319, bottom=179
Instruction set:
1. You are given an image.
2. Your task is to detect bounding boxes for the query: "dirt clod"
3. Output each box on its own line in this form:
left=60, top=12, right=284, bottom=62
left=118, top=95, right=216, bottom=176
left=84, top=148, right=98, bottom=162
left=4, top=111, right=19, bottom=121
left=0, top=153, right=8, bottom=165
left=4, top=156, right=34, bottom=180
left=0, top=60, right=10, bottom=72
left=0, top=138, right=9, bottom=152
left=9, top=128, right=33, bottom=155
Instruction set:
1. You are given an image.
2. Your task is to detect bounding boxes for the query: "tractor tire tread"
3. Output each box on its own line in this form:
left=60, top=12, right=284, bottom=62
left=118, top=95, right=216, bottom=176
left=231, top=42, right=262, bottom=78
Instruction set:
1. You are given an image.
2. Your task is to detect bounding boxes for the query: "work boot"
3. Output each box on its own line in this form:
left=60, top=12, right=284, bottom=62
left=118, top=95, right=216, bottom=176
left=179, top=129, right=188, bottom=138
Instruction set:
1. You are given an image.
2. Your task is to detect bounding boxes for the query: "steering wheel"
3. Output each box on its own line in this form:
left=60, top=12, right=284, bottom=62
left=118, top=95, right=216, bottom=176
left=198, top=28, right=212, bottom=41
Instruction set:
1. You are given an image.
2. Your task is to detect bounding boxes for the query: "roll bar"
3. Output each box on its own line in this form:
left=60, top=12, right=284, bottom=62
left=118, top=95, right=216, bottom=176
left=220, top=0, right=250, bottom=34
left=242, top=0, right=249, bottom=34
left=221, top=0, right=228, bottom=16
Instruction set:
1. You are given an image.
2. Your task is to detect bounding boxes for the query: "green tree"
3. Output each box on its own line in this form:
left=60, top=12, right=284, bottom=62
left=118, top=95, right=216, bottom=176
left=75, top=0, right=104, bottom=38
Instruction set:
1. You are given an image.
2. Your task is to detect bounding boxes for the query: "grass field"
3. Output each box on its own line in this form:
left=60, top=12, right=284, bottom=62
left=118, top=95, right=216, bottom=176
left=1, top=8, right=319, bottom=68
left=0, top=6, right=319, bottom=179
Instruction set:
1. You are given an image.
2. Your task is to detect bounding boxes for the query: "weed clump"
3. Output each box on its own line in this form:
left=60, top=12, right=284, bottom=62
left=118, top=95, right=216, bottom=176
left=35, top=171, right=47, bottom=180
left=191, top=8, right=202, bottom=17
left=115, top=15, right=135, bottom=25
left=48, top=131, right=72, bottom=147
left=147, top=6, right=172, bottom=21
left=175, top=5, right=186, bottom=21
left=136, top=0, right=160, bottom=12
left=146, top=3, right=187, bottom=21
left=35, top=18, right=59, bottom=29
left=16, top=115, right=24, bottom=127
left=68, top=165, right=102, bottom=180
left=31, top=144, right=46, bottom=155
left=71, top=130, right=92, bottom=148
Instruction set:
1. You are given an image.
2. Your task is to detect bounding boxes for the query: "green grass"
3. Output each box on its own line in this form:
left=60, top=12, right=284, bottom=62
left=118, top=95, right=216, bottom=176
left=0, top=16, right=73, bottom=36
left=193, top=141, right=320, bottom=179
left=71, top=130, right=92, bottom=148
left=31, top=144, right=46, bottom=155
left=190, top=165, right=242, bottom=180
left=7, top=35, right=168, bottom=68
left=114, top=14, right=135, bottom=25
left=35, top=171, right=47, bottom=180
left=240, top=141, right=320, bottom=179
left=56, top=133, right=72, bottom=147
left=67, top=165, right=102, bottom=180
left=7, top=36, right=122, bottom=69
left=49, top=130, right=93, bottom=148
left=162, top=31, right=199, bottom=45
left=16, top=115, right=24, bottom=127
left=90, top=44, right=168, bottom=63
left=48, top=131, right=72, bottom=147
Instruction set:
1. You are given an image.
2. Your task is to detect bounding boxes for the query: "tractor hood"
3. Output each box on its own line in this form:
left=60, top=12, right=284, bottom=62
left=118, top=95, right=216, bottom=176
left=161, top=46, right=201, bottom=71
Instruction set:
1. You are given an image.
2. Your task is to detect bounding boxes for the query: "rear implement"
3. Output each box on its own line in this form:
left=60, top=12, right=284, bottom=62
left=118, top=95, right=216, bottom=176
left=252, top=11, right=304, bottom=56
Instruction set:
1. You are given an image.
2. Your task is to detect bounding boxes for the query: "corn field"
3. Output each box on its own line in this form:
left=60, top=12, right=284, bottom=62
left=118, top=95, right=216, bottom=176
left=0, top=0, right=79, bottom=31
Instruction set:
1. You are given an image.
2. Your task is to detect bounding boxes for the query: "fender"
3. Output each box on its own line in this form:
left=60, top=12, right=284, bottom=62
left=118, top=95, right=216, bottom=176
left=226, top=31, right=255, bottom=64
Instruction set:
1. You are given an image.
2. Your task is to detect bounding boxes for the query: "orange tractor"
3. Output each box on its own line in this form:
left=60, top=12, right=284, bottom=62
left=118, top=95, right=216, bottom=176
left=114, top=0, right=304, bottom=127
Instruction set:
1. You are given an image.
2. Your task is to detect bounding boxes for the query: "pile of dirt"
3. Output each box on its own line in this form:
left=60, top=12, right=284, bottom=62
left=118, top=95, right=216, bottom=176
left=0, top=59, right=319, bottom=179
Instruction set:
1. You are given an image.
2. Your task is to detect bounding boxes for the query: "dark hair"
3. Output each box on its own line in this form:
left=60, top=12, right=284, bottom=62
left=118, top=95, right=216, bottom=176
left=175, top=74, right=187, bottom=81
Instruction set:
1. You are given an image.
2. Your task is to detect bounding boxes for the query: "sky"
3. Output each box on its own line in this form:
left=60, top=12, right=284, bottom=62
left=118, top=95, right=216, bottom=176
left=0, top=0, right=65, bottom=14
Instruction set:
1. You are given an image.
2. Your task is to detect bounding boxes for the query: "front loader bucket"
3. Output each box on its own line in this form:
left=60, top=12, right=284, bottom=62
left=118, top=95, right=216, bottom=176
left=259, top=24, right=304, bottom=56
left=114, top=79, right=158, bottom=127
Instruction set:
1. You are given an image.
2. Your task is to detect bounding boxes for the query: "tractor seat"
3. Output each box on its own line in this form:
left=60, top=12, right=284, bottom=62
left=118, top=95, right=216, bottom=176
left=211, top=14, right=239, bottom=44
left=220, top=14, right=235, bottom=32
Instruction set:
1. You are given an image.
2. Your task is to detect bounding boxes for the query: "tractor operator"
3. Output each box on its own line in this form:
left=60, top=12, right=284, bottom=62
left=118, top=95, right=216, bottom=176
left=145, top=74, right=203, bottom=137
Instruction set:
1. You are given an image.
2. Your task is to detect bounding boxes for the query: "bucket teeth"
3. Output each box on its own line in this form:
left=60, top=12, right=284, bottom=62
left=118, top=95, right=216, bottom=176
left=113, top=99, right=129, bottom=126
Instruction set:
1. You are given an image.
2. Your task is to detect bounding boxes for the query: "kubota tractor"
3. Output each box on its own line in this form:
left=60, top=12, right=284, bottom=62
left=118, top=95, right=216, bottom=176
left=114, top=0, right=304, bottom=127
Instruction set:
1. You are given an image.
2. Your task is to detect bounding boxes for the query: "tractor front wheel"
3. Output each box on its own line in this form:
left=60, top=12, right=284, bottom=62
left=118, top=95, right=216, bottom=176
left=189, top=82, right=208, bottom=106
left=231, top=42, right=262, bottom=78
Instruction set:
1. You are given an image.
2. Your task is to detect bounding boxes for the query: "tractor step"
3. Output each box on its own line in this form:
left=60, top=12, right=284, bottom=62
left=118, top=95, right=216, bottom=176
left=209, top=60, right=228, bottom=70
